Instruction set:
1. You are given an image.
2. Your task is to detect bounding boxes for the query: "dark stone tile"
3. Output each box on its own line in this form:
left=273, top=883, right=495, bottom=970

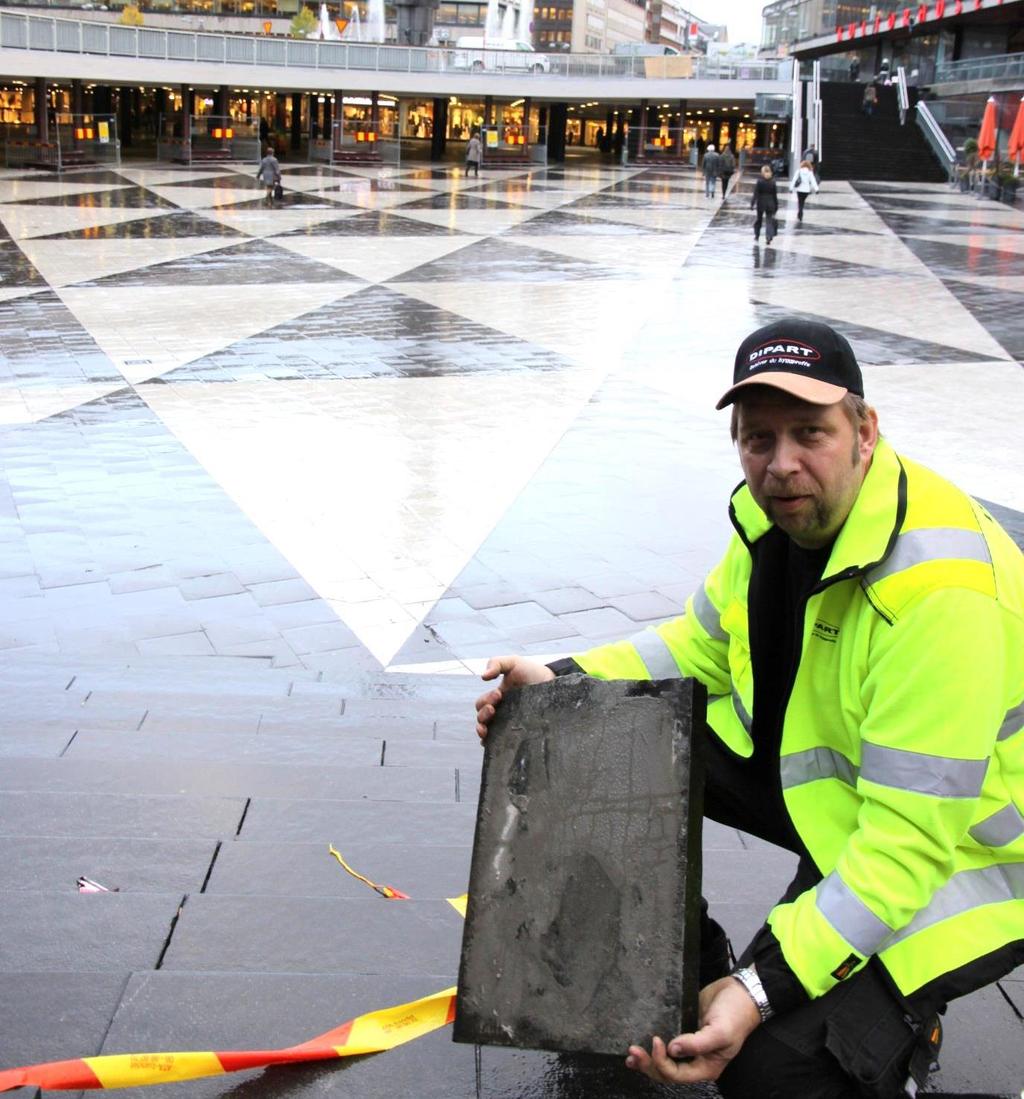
left=504, top=210, right=676, bottom=237
left=159, top=285, right=575, bottom=383
left=162, top=896, right=463, bottom=976
left=66, top=728, right=383, bottom=767
left=0, top=835, right=218, bottom=893
left=939, top=278, right=1024, bottom=359
left=0, top=892, right=180, bottom=972
left=239, top=798, right=477, bottom=844
left=0, top=791, right=246, bottom=839
left=747, top=301, right=998, bottom=366
left=273, top=210, right=468, bottom=236
left=396, top=192, right=523, bottom=210
left=0, top=290, right=120, bottom=384
left=37, top=211, right=245, bottom=240
left=0, top=757, right=458, bottom=802
left=219, top=190, right=357, bottom=211
left=74, top=238, right=362, bottom=288
left=456, top=676, right=705, bottom=1055
left=0, top=972, right=127, bottom=1067
left=0, top=240, right=49, bottom=289
left=12, top=186, right=177, bottom=209
left=206, top=840, right=471, bottom=898
left=389, top=238, right=628, bottom=283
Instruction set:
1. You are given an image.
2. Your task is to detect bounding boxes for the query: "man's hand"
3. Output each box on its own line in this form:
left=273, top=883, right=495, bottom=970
left=624, top=976, right=762, bottom=1085
left=474, top=656, right=554, bottom=741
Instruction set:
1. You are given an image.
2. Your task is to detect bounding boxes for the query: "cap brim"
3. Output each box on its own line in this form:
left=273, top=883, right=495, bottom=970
left=715, top=373, right=849, bottom=410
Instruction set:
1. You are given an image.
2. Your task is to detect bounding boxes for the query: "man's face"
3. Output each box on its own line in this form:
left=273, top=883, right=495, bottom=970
left=735, top=388, right=879, bottom=549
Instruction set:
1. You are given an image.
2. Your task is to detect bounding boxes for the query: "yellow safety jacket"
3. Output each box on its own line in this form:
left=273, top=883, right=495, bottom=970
left=573, top=438, right=1024, bottom=1006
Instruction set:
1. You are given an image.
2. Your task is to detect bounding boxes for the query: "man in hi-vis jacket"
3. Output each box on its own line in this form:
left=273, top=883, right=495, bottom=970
left=475, top=319, right=1024, bottom=1099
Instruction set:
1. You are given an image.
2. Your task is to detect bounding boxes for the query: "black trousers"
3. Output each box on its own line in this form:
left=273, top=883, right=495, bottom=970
left=753, top=208, right=776, bottom=242
left=700, top=731, right=938, bottom=1099
left=796, top=190, right=810, bottom=219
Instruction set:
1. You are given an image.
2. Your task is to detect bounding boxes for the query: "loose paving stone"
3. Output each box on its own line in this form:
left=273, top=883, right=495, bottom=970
left=0, top=835, right=218, bottom=893
left=0, top=892, right=181, bottom=972
left=205, top=841, right=472, bottom=899
left=456, top=676, right=705, bottom=1056
left=161, top=897, right=463, bottom=976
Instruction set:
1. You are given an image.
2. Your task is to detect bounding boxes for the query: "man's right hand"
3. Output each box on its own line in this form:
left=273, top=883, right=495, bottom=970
left=474, top=656, right=555, bottom=741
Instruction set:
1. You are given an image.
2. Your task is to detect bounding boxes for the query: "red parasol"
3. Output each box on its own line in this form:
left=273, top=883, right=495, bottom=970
left=1007, top=95, right=1024, bottom=174
left=976, top=96, right=998, bottom=163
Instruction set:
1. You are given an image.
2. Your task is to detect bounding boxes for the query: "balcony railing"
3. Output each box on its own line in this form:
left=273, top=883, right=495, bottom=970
left=0, top=11, right=791, bottom=81
left=933, top=52, right=1024, bottom=84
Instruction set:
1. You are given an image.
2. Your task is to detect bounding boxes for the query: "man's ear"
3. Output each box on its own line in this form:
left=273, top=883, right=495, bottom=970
left=859, top=406, right=880, bottom=464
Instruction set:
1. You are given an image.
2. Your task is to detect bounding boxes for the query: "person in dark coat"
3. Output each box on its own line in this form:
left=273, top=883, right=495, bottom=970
left=750, top=163, right=778, bottom=245
left=719, top=146, right=736, bottom=199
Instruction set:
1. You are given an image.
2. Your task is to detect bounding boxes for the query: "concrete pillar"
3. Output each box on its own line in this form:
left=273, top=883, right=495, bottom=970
left=323, top=94, right=332, bottom=139
left=546, top=101, right=567, bottom=162
left=290, top=92, right=302, bottom=150
left=334, top=91, right=344, bottom=146
left=34, top=77, right=48, bottom=142
left=118, top=86, right=133, bottom=147
left=430, top=97, right=448, bottom=160
left=180, top=83, right=191, bottom=140
left=522, top=96, right=532, bottom=145
left=637, top=97, right=648, bottom=161
left=677, top=98, right=687, bottom=158
left=71, top=79, right=83, bottom=118
left=274, top=93, right=287, bottom=131
left=484, top=95, right=493, bottom=129
left=370, top=90, right=379, bottom=131
left=217, top=84, right=229, bottom=119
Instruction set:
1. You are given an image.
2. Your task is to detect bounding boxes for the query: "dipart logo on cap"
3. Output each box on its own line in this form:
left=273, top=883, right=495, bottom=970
left=747, top=340, right=822, bottom=373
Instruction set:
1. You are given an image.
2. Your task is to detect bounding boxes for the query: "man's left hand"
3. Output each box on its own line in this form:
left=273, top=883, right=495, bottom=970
left=625, top=976, right=762, bottom=1085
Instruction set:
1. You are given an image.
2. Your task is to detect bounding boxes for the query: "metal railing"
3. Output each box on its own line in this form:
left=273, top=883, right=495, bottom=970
left=0, top=11, right=791, bottom=81
left=896, top=65, right=909, bottom=125
left=933, top=52, right=1024, bottom=85
left=915, top=100, right=956, bottom=179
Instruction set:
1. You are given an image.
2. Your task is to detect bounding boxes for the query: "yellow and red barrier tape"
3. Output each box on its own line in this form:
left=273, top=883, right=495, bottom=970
left=328, top=845, right=410, bottom=900
left=0, top=985, right=457, bottom=1092
left=0, top=895, right=470, bottom=1092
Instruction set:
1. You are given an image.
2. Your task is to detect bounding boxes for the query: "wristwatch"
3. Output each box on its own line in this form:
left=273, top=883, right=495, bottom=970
left=731, top=965, right=774, bottom=1023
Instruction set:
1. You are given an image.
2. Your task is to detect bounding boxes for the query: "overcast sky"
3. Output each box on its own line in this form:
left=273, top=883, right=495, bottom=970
left=712, top=0, right=766, bottom=45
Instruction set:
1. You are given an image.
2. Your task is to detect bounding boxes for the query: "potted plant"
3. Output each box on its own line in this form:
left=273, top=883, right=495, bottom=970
left=996, top=168, right=1019, bottom=205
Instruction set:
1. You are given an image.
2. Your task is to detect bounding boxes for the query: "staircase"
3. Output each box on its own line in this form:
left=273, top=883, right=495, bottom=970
left=819, top=81, right=947, bottom=182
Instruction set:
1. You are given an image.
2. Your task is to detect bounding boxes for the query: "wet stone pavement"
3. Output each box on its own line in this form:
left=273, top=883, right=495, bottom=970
left=0, top=160, right=1021, bottom=1097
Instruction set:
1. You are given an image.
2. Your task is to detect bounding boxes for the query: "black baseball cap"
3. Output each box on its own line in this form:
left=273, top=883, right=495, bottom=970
left=716, top=319, right=864, bottom=410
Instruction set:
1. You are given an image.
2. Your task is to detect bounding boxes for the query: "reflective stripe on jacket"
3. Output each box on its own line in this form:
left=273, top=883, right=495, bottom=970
left=574, top=438, right=1024, bottom=1003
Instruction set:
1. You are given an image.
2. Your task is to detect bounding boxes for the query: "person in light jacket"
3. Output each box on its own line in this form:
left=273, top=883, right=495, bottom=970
left=750, top=163, right=778, bottom=245
left=465, top=130, right=483, bottom=177
left=256, top=147, right=281, bottom=206
left=789, top=159, right=819, bottom=222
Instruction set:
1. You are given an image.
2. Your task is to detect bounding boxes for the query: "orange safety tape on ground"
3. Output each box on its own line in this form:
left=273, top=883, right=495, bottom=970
left=0, top=985, right=458, bottom=1092
left=327, top=844, right=410, bottom=899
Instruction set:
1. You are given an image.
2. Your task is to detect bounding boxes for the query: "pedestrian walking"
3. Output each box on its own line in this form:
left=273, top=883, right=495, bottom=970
left=465, top=130, right=483, bottom=177
left=801, top=144, right=820, bottom=182
left=789, top=159, right=819, bottom=223
left=702, top=143, right=721, bottom=199
left=719, top=145, right=736, bottom=199
left=750, top=163, right=778, bottom=244
left=862, top=84, right=878, bottom=116
left=255, top=146, right=281, bottom=206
